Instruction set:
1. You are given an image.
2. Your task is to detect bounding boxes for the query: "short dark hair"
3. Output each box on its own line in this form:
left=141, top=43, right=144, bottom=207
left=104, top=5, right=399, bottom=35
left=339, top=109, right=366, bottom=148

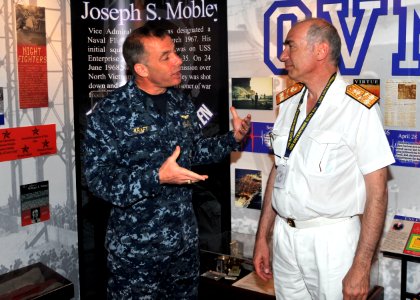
left=122, top=22, right=169, bottom=73
left=302, top=18, right=341, bottom=66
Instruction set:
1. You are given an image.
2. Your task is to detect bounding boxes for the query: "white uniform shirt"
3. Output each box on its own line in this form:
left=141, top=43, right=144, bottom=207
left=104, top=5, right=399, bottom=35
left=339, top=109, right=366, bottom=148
left=271, top=75, right=395, bottom=220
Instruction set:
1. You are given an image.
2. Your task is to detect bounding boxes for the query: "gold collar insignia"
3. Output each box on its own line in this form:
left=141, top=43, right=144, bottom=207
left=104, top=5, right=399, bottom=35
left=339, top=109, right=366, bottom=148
left=346, top=84, right=379, bottom=109
left=276, top=82, right=305, bottom=105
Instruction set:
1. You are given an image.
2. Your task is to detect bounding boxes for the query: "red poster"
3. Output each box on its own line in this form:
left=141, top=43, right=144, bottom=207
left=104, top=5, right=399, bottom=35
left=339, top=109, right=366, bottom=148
left=0, top=124, right=56, bottom=162
left=16, top=4, right=48, bottom=108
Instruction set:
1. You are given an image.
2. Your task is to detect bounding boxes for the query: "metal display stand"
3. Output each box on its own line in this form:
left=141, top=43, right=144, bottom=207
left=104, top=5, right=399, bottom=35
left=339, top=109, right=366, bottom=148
left=383, top=251, right=420, bottom=300
left=380, top=215, right=420, bottom=300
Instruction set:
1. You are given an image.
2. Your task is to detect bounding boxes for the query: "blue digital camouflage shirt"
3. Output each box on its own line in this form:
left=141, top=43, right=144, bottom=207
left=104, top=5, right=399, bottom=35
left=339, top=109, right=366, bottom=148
left=83, top=79, right=238, bottom=263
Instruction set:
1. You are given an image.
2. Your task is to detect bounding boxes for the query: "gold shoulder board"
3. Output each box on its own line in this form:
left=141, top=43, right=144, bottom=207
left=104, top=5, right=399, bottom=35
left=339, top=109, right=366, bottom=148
left=346, top=84, right=379, bottom=109
left=276, top=82, right=304, bottom=105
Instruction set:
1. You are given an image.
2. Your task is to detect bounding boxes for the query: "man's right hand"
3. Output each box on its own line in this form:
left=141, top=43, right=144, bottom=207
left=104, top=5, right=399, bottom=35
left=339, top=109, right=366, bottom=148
left=253, top=238, right=273, bottom=281
left=159, top=146, right=208, bottom=185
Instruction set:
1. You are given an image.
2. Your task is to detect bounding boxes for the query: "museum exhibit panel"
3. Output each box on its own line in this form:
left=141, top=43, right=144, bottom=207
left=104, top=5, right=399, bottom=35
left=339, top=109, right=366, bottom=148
left=0, top=1, right=419, bottom=299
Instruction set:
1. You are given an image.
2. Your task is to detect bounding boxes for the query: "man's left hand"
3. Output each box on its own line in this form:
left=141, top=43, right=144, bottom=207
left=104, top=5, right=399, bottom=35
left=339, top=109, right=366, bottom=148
left=230, top=107, right=251, bottom=142
left=342, top=263, right=370, bottom=300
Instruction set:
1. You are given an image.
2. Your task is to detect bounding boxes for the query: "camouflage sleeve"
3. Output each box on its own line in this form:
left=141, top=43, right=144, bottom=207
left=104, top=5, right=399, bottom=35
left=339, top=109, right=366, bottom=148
left=83, top=106, right=161, bottom=208
left=191, top=131, right=239, bottom=164
left=189, top=102, right=240, bottom=164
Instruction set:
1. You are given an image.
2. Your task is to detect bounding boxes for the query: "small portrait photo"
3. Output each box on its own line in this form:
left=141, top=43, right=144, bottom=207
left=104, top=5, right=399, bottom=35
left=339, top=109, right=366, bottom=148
left=31, top=207, right=41, bottom=223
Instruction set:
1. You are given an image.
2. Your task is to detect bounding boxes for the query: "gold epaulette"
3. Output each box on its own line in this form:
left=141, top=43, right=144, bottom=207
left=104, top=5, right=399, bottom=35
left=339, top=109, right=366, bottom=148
left=346, top=84, right=379, bottom=109
left=276, top=82, right=305, bottom=105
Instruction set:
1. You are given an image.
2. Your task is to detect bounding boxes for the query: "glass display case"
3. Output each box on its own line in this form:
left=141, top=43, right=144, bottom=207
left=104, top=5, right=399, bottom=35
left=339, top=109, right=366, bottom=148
left=198, top=230, right=275, bottom=300
left=0, top=262, right=74, bottom=300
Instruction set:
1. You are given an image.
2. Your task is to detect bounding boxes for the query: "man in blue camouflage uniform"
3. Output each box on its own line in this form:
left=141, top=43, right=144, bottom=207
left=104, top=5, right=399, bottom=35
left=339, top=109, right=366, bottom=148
left=83, top=23, right=251, bottom=299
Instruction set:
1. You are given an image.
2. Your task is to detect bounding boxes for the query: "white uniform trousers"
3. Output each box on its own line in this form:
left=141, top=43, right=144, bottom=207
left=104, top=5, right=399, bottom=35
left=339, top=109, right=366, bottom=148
left=272, top=215, right=361, bottom=299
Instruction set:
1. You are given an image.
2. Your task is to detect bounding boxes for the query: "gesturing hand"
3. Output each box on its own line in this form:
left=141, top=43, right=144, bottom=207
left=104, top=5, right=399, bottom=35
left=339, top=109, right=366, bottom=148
left=231, top=107, right=251, bottom=142
left=159, top=146, right=208, bottom=185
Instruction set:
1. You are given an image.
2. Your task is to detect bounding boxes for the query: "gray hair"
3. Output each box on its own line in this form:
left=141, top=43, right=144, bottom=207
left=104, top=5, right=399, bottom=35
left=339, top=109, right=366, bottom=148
left=300, top=18, right=341, bottom=66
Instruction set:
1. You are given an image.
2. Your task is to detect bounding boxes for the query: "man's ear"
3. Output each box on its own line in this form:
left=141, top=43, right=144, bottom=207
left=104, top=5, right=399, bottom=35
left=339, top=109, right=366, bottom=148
left=134, top=63, right=148, bottom=77
left=316, top=42, right=329, bottom=61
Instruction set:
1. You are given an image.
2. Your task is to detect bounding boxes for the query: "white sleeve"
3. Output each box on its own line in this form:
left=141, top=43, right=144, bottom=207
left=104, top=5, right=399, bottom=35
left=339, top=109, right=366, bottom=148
left=356, top=104, right=395, bottom=174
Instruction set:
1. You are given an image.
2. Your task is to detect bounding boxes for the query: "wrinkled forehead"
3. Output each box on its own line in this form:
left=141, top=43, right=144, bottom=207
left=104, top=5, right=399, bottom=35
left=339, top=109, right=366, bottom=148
left=290, top=21, right=310, bottom=37
left=285, top=22, right=309, bottom=44
left=142, top=35, right=174, bottom=58
left=142, top=35, right=172, bottom=50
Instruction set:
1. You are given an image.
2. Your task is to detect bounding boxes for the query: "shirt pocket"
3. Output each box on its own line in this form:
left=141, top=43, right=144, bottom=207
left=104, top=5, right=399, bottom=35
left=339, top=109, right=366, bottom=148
left=270, top=127, right=289, bottom=166
left=121, top=124, right=162, bottom=161
left=301, top=130, right=341, bottom=174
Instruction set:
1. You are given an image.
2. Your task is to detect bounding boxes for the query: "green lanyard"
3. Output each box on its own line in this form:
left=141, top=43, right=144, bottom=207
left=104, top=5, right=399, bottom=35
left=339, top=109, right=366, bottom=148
left=284, top=73, right=337, bottom=158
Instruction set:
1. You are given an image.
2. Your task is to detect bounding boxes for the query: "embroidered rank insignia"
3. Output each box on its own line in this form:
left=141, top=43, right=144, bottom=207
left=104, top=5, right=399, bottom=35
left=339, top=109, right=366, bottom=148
left=180, top=114, right=189, bottom=119
left=276, top=82, right=305, bottom=105
left=346, top=84, right=379, bottom=109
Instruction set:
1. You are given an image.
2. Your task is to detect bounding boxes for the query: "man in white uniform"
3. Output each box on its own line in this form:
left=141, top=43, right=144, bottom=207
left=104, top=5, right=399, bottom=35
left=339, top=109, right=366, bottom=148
left=253, top=18, right=395, bottom=300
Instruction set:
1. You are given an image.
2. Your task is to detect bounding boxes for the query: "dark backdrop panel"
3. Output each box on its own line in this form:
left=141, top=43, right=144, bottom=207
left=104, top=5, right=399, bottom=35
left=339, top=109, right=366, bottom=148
left=71, top=1, right=229, bottom=298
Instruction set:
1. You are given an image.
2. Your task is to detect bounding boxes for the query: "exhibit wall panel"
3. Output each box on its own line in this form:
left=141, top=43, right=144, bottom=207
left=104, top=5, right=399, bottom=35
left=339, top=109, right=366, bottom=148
left=71, top=0, right=230, bottom=297
left=227, top=1, right=420, bottom=298
left=0, top=0, right=79, bottom=298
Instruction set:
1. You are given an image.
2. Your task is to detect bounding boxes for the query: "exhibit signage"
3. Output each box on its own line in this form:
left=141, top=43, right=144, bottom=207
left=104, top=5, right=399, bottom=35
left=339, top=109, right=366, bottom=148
left=20, top=181, right=50, bottom=226
left=72, top=0, right=231, bottom=255
left=0, top=124, right=56, bottom=162
left=386, top=130, right=420, bottom=168
left=16, top=4, right=49, bottom=108
left=72, top=0, right=228, bottom=135
left=381, top=215, right=420, bottom=257
left=263, top=0, right=420, bottom=76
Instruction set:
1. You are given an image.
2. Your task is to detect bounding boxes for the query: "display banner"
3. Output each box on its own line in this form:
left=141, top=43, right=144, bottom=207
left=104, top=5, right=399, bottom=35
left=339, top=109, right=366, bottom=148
left=263, top=1, right=420, bottom=76
left=20, top=181, right=50, bottom=226
left=72, top=1, right=228, bottom=136
left=15, top=4, right=48, bottom=109
left=0, top=124, right=56, bottom=162
left=72, top=3, right=230, bottom=293
left=72, top=0, right=230, bottom=204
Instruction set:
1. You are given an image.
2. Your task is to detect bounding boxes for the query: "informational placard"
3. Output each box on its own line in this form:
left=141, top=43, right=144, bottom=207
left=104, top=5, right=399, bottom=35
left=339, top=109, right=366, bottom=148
left=386, top=130, right=420, bottom=168
left=0, top=124, right=56, bottom=162
left=20, top=181, right=50, bottom=226
left=384, top=80, right=417, bottom=128
left=381, top=215, right=420, bottom=257
left=232, top=271, right=275, bottom=296
left=72, top=1, right=228, bottom=134
left=15, top=4, right=48, bottom=109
